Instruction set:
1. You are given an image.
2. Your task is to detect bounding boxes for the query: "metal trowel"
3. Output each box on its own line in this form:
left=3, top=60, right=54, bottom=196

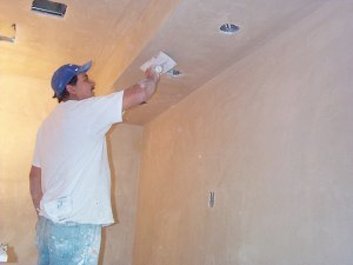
left=140, top=51, right=177, bottom=74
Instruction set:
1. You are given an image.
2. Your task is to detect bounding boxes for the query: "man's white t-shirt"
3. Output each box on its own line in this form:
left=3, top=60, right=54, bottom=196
left=32, top=92, right=124, bottom=225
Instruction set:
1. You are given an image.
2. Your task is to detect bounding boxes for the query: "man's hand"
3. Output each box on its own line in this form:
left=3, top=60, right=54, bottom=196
left=145, top=66, right=161, bottom=83
left=122, top=67, right=161, bottom=110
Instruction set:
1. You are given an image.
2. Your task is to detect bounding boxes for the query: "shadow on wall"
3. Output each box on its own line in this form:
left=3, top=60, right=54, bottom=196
left=98, top=126, right=120, bottom=265
left=98, top=229, right=107, bottom=265
left=107, top=127, right=120, bottom=223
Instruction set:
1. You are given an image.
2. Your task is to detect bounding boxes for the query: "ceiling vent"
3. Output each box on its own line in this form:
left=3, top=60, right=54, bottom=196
left=31, top=0, right=67, bottom=17
left=167, top=69, right=183, bottom=78
left=0, top=23, right=16, bottom=43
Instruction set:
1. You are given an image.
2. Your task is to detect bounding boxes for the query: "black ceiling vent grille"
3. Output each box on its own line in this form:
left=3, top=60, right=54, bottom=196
left=31, top=0, right=67, bottom=17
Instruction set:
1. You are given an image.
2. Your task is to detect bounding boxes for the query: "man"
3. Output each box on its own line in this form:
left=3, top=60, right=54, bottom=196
left=29, top=60, right=160, bottom=265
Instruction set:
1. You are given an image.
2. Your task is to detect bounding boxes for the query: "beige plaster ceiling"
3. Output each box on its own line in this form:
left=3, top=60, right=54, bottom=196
left=0, top=0, right=328, bottom=125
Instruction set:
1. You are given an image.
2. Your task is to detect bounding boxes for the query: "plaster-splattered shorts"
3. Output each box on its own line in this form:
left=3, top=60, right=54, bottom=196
left=35, top=217, right=102, bottom=265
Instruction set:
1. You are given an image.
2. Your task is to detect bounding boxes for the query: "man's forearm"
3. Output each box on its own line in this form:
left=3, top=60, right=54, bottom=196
left=29, top=166, right=42, bottom=214
left=138, top=77, right=158, bottom=101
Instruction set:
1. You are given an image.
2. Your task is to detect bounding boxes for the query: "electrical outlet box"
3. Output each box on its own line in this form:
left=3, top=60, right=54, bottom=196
left=208, top=191, right=215, bottom=208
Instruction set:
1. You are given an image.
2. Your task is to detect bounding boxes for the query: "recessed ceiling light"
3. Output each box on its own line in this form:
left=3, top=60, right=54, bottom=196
left=219, top=23, right=239, bottom=35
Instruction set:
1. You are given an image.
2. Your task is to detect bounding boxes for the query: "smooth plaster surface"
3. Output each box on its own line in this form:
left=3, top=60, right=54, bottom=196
left=119, top=0, right=328, bottom=124
left=0, top=74, right=54, bottom=264
left=102, top=125, right=144, bottom=265
left=133, top=2, right=353, bottom=264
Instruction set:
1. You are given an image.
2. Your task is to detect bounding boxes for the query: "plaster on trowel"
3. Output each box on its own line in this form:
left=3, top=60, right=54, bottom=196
left=140, top=51, right=177, bottom=74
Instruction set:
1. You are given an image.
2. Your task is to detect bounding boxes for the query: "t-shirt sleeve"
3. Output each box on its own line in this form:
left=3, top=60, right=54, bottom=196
left=86, top=91, right=124, bottom=135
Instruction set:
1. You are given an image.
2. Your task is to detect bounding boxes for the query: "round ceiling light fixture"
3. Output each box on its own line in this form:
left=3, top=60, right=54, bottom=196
left=219, top=23, right=240, bottom=35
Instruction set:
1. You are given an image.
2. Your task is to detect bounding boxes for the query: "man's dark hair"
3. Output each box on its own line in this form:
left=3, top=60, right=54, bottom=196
left=53, top=75, right=78, bottom=103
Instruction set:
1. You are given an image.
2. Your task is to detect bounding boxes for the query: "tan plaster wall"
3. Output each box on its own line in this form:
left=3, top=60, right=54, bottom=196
left=0, top=74, right=56, bottom=263
left=103, top=125, right=143, bottom=265
left=0, top=73, right=143, bottom=264
left=134, top=2, right=353, bottom=265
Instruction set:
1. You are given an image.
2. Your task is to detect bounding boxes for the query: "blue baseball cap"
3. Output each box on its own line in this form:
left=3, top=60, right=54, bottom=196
left=51, top=60, right=92, bottom=96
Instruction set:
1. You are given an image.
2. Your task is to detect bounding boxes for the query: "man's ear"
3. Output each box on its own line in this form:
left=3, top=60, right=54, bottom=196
left=66, top=84, right=76, bottom=95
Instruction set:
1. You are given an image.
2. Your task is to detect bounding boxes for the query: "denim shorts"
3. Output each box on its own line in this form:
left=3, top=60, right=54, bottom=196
left=35, top=216, right=102, bottom=265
